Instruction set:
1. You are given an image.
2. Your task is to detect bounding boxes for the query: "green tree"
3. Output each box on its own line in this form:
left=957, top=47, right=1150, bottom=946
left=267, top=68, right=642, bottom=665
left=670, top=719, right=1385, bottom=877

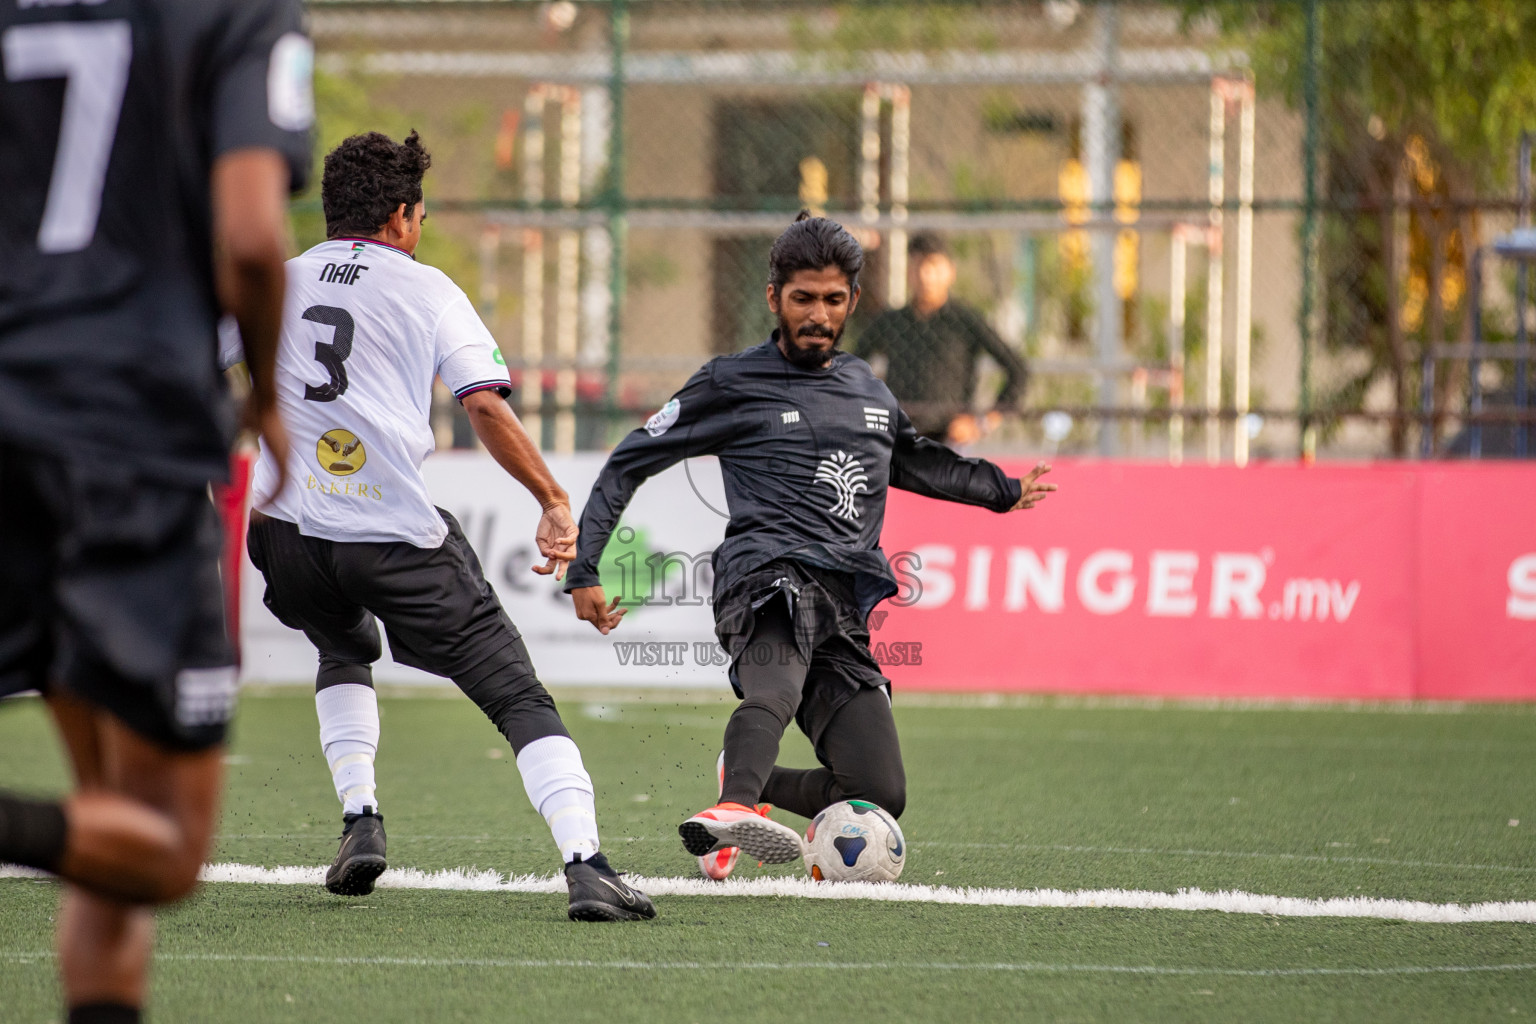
left=1193, top=0, right=1536, bottom=454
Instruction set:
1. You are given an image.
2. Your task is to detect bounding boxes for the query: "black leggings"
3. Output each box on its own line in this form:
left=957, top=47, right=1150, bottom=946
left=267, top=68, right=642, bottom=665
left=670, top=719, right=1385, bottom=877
left=248, top=512, right=568, bottom=754
left=719, top=600, right=906, bottom=819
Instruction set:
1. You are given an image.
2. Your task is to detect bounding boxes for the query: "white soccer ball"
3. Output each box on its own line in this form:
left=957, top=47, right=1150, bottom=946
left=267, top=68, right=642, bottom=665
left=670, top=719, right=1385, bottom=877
left=803, top=800, right=905, bottom=883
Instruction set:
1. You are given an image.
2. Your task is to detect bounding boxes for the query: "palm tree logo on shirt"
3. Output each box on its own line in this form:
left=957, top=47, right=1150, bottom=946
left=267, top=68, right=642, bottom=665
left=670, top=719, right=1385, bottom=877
left=814, top=450, right=868, bottom=521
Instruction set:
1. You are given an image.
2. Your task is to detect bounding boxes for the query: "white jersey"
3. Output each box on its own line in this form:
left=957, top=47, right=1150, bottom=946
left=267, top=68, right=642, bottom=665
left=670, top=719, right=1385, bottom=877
left=223, top=237, right=510, bottom=548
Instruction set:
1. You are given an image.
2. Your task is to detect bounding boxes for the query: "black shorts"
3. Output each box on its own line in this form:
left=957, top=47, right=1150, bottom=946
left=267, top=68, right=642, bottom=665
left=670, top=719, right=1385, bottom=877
left=246, top=509, right=529, bottom=688
left=0, top=443, right=237, bottom=751
left=714, top=559, right=888, bottom=744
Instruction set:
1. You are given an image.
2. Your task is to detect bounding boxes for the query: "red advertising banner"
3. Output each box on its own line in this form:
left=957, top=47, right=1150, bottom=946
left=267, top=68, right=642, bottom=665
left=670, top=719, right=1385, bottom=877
left=878, top=460, right=1536, bottom=701
left=1415, top=464, right=1536, bottom=700
left=216, top=449, right=255, bottom=646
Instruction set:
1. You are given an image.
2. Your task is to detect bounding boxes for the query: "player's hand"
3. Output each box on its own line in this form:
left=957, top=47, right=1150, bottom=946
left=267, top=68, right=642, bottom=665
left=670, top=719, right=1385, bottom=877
left=1011, top=461, right=1057, bottom=511
left=246, top=394, right=290, bottom=496
left=572, top=585, right=627, bottom=635
left=533, top=503, right=579, bottom=581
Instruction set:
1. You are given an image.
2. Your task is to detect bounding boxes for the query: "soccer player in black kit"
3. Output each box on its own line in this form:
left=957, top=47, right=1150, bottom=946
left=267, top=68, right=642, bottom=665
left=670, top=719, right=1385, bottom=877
left=0, top=1, right=308, bottom=1020
left=568, top=212, right=1056, bottom=876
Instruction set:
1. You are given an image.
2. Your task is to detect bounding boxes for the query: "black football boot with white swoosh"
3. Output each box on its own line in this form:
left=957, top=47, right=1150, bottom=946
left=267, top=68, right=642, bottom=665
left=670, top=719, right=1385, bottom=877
left=564, top=852, right=657, bottom=922
left=325, top=807, right=387, bottom=896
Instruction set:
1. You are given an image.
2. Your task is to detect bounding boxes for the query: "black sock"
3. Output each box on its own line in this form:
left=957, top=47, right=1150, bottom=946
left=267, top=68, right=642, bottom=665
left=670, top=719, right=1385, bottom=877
left=760, top=765, right=837, bottom=819
left=68, top=1003, right=140, bottom=1024
left=719, top=707, right=786, bottom=807
left=0, top=792, right=67, bottom=873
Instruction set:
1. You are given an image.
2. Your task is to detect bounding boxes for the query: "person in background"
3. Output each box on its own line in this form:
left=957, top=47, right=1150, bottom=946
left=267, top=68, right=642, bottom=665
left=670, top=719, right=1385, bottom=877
left=854, top=233, right=1029, bottom=443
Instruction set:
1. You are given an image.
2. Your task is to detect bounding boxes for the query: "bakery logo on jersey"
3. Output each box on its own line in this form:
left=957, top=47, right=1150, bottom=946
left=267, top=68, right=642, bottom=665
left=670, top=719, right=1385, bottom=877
left=646, top=398, right=681, bottom=437
left=863, top=406, right=891, bottom=432
left=319, top=262, right=369, bottom=285
left=316, top=429, right=366, bottom=475
left=814, top=450, right=869, bottom=521
left=781, top=410, right=800, bottom=424
left=306, top=475, right=383, bottom=501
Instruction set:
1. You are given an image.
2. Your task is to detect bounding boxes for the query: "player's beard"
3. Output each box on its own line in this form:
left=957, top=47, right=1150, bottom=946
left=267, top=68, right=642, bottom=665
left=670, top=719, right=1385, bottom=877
left=778, top=316, right=843, bottom=370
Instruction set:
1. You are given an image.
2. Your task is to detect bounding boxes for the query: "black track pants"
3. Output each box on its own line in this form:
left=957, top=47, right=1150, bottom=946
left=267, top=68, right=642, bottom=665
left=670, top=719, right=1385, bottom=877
left=718, top=599, right=906, bottom=819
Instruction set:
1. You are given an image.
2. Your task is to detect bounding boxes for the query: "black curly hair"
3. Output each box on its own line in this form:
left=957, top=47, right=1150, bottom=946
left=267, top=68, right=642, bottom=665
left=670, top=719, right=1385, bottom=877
left=321, top=130, right=433, bottom=238
left=767, top=209, right=864, bottom=293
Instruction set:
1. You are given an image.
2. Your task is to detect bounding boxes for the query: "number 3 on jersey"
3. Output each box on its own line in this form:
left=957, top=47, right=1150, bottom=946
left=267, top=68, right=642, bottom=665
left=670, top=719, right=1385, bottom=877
left=301, top=305, right=355, bottom=403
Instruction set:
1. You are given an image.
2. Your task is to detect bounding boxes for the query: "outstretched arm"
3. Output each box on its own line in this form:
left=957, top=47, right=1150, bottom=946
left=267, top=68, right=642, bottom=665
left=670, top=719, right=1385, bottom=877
left=568, top=365, right=737, bottom=633
left=889, top=408, right=1055, bottom=512
left=463, top=391, right=576, bottom=579
left=434, top=293, right=576, bottom=576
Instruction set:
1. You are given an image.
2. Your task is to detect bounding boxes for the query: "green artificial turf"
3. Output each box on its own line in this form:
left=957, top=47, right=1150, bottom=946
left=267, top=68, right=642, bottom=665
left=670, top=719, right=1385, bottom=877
left=3, top=690, right=1535, bottom=1022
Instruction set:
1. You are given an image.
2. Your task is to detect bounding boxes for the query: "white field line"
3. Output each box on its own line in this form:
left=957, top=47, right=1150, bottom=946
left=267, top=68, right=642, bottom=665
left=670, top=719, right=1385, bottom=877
left=206, top=834, right=1536, bottom=875
left=923, top=842, right=1536, bottom=875
left=1, top=949, right=1534, bottom=977
left=6, top=864, right=1536, bottom=924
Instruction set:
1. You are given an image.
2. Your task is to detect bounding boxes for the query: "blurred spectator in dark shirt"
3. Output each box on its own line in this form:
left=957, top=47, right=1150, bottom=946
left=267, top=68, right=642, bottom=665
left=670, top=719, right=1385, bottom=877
left=853, top=233, right=1029, bottom=441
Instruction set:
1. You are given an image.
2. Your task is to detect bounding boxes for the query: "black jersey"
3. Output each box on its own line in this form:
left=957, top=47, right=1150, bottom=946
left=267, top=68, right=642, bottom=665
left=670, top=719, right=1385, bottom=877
left=568, top=334, right=1023, bottom=616
left=0, top=0, right=312, bottom=485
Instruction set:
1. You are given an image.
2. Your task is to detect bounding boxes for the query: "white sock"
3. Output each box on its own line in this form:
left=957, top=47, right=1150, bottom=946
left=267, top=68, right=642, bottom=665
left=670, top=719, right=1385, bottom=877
left=515, top=734, right=599, bottom=863
left=315, top=684, right=380, bottom=816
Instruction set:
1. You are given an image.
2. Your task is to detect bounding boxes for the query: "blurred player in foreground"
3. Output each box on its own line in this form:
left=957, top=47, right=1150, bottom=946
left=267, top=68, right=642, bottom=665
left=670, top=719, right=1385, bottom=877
left=227, top=130, right=654, bottom=922
left=0, top=1, right=310, bottom=1020
left=568, top=212, right=1055, bottom=878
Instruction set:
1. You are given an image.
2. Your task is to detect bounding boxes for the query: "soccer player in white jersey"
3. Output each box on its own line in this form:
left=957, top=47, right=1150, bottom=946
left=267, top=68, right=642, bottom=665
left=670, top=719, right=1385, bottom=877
left=226, top=131, right=654, bottom=921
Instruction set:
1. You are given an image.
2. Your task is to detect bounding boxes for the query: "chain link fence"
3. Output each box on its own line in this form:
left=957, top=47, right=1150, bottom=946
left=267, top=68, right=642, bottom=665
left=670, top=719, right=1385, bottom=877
left=302, top=0, right=1535, bottom=462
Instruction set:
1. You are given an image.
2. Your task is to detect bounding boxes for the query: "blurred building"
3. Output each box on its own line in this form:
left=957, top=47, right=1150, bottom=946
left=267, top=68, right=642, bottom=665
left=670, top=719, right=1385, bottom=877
left=309, top=1, right=1305, bottom=457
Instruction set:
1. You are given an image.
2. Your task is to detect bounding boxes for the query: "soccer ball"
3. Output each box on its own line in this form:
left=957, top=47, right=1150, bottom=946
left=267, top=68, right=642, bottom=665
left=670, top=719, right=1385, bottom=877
left=802, top=800, right=905, bottom=883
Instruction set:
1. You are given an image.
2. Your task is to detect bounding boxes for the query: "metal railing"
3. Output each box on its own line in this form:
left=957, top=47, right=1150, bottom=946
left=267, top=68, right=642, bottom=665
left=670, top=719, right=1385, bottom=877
left=304, top=0, right=1534, bottom=463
